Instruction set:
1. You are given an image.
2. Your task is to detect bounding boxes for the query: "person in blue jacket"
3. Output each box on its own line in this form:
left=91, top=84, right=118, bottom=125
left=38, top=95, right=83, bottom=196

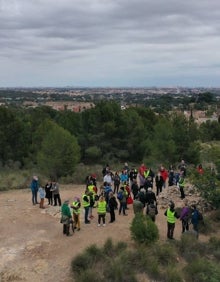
left=30, top=176, right=39, bottom=205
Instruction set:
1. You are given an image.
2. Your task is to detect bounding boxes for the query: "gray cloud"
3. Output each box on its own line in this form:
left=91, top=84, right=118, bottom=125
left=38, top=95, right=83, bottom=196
left=0, top=0, right=220, bottom=86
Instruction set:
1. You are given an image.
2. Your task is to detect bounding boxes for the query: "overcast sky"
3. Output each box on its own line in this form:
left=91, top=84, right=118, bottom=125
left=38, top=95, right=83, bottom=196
left=0, top=0, right=220, bottom=87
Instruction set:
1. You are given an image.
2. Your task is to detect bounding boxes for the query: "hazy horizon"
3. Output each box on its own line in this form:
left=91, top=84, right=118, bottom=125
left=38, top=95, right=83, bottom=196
left=1, top=1, right=220, bottom=88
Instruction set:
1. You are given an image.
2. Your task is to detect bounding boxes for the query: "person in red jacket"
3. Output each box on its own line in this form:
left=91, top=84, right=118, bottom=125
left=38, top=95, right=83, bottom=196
left=139, top=163, right=147, bottom=187
left=160, top=166, right=168, bottom=189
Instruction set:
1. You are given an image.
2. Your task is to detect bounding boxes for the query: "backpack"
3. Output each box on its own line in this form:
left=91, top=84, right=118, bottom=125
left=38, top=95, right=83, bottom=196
left=117, top=192, right=123, bottom=201
left=148, top=204, right=157, bottom=216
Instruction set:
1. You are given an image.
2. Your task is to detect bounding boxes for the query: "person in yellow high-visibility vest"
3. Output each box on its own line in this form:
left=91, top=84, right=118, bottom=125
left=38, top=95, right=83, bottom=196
left=82, top=190, right=90, bottom=224
left=164, top=201, right=179, bottom=239
left=71, top=197, right=81, bottom=231
left=97, top=195, right=107, bottom=226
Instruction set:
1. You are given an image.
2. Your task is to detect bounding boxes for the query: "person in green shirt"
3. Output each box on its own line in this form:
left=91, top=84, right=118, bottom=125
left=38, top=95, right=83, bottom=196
left=61, top=200, right=73, bottom=236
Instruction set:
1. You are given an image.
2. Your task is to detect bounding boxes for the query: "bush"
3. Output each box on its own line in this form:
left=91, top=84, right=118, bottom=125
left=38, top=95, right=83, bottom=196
left=71, top=240, right=137, bottom=282
left=208, top=237, right=220, bottom=261
left=152, top=243, right=177, bottom=266
left=210, top=209, right=220, bottom=222
left=130, top=213, right=159, bottom=245
left=164, top=265, right=183, bottom=282
left=184, top=258, right=220, bottom=282
left=177, top=232, right=207, bottom=261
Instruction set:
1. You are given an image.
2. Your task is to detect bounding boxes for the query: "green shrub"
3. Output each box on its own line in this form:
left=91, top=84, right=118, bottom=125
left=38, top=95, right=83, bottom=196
left=209, top=237, right=220, bottom=261
left=152, top=243, right=177, bottom=266
left=75, top=269, right=103, bottom=282
left=177, top=232, right=207, bottom=261
left=0, top=169, right=36, bottom=191
left=184, top=258, right=220, bottom=282
left=130, top=213, right=159, bottom=245
left=164, top=265, right=183, bottom=282
left=71, top=253, right=93, bottom=276
left=210, top=209, right=220, bottom=222
left=209, top=236, right=220, bottom=249
left=72, top=163, right=103, bottom=184
left=102, top=238, right=127, bottom=257
left=198, top=216, right=214, bottom=235
left=103, top=252, right=137, bottom=282
left=144, top=257, right=160, bottom=280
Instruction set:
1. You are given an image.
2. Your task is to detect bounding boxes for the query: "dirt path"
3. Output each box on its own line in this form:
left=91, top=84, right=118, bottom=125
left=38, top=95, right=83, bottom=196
left=0, top=184, right=207, bottom=282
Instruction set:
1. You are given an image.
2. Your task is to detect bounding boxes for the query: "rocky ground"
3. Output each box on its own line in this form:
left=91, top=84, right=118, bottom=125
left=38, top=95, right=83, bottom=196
left=0, top=183, right=209, bottom=282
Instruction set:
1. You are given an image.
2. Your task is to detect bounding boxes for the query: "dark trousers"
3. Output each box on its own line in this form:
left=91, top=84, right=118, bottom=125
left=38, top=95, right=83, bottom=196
left=167, top=222, right=175, bottom=239
left=54, top=194, right=62, bottom=206
left=109, top=207, right=115, bottom=222
left=98, top=214, right=106, bottom=224
left=181, top=219, right=189, bottom=233
left=114, top=184, right=120, bottom=194
left=119, top=202, right=126, bottom=215
left=156, top=185, right=162, bottom=196
left=84, top=206, right=90, bottom=223
left=32, top=190, right=38, bottom=205
left=63, top=224, right=70, bottom=235
left=48, top=197, right=53, bottom=205
left=180, top=187, right=185, bottom=199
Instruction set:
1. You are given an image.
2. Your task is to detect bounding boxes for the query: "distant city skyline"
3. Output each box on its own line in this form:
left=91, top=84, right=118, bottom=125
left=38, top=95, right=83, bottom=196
left=0, top=0, right=220, bottom=87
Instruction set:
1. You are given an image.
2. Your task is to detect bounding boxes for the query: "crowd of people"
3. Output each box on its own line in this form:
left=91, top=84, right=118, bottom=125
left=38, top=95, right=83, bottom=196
left=30, top=160, right=204, bottom=238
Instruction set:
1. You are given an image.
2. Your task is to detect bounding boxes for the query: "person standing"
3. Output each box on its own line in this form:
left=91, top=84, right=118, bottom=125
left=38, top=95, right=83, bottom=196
left=129, top=167, right=138, bottom=187
left=30, top=176, right=39, bottom=205
left=164, top=201, right=179, bottom=239
left=61, top=200, right=73, bottom=236
left=179, top=159, right=187, bottom=177
left=97, top=195, right=107, bottom=226
left=45, top=181, right=53, bottom=205
left=179, top=201, right=190, bottom=233
left=155, top=171, right=163, bottom=196
left=38, top=186, right=46, bottom=209
left=168, top=165, right=175, bottom=186
left=71, top=197, right=81, bottom=231
left=179, top=174, right=186, bottom=199
left=118, top=187, right=128, bottom=216
left=160, top=166, right=168, bottom=189
left=131, top=179, right=139, bottom=200
left=51, top=181, right=62, bottom=206
left=145, top=187, right=157, bottom=206
left=146, top=199, right=158, bottom=222
left=108, top=192, right=118, bottom=223
left=113, top=171, right=121, bottom=194
left=82, top=190, right=91, bottom=224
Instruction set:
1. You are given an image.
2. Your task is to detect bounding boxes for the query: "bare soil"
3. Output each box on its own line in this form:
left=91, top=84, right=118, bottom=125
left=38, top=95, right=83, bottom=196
left=0, top=184, right=208, bottom=282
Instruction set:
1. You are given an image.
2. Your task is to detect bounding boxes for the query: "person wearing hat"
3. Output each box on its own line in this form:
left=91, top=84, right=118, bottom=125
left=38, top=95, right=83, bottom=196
left=30, top=176, right=39, bottom=205
left=61, top=200, right=73, bottom=236
left=164, top=201, right=179, bottom=239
